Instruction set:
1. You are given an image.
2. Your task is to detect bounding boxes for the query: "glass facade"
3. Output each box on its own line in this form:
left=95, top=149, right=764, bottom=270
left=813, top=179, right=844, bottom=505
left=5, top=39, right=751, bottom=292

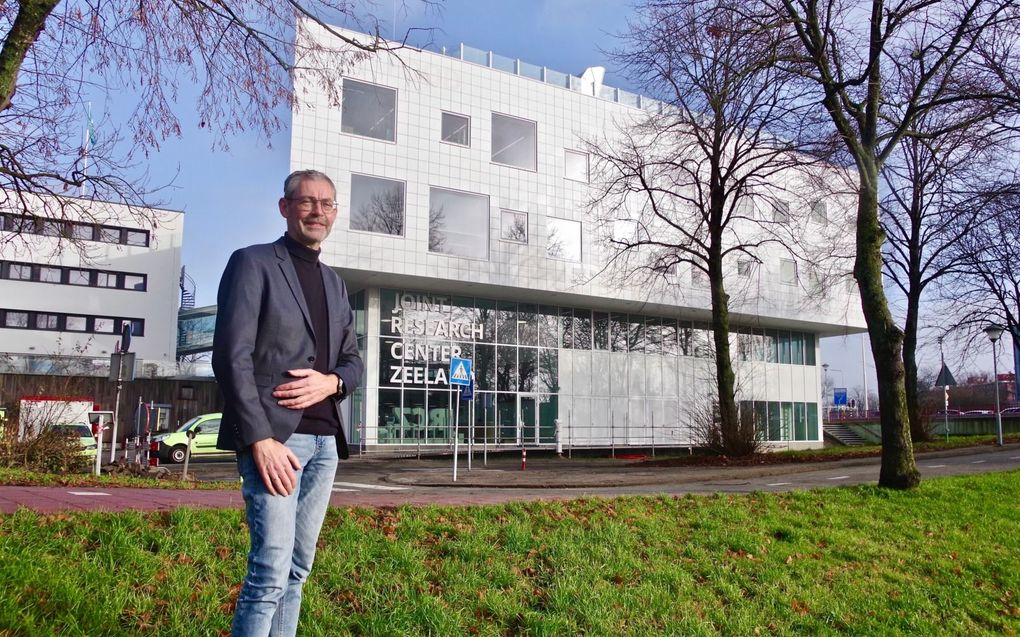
left=373, top=288, right=820, bottom=446
left=349, top=174, right=405, bottom=236
left=341, top=78, right=396, bottom=142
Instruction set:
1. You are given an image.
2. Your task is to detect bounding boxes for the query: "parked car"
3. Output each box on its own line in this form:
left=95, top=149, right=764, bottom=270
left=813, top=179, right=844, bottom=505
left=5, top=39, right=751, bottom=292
left=151, top=413, right=224, bottom=463
left=1002, top=406, right=1020, bottom=415
left=962, top=410, right=994, bottom=416
left=934, top=409, right=962, bottom=417
left=48, top=423, right=98, bottom=458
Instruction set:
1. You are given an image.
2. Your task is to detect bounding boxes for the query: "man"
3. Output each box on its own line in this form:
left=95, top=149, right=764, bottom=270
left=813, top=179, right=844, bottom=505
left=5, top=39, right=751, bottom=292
left=213, top=169, right=364, bottom=637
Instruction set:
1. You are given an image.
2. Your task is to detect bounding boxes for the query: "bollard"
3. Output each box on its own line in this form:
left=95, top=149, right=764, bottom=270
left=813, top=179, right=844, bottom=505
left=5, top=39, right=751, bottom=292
left=521, top=447, right=527, bottom=471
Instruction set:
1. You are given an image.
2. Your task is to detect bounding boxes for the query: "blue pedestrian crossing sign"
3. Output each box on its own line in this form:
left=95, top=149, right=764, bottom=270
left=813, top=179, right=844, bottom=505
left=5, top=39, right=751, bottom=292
left=460, top=380, right=474, bottom=400
left=449, top=357, right=472, bottom=386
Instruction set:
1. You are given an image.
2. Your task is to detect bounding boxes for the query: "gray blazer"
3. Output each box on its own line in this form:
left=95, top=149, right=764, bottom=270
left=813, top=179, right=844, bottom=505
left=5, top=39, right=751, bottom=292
left=212, top=236, right=364, bottom=459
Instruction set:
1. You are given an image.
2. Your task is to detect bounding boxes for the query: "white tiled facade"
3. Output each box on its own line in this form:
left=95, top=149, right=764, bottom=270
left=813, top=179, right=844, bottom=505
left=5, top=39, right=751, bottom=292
left=294, top=24, right=866, bottom=450
left=0, top=194, right=183, bottom=373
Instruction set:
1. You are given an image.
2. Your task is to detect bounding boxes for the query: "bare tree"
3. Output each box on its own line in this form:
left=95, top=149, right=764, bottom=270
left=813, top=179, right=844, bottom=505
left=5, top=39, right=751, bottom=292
left=775, top=0, right=1018, bottom=488
left=353, top=189, right=406, bottom=235
left=880, top=110, right=1015, bottom=442
left=0, top=1, right=436, bottom=254
left=590, top=0, right=833, bottom=455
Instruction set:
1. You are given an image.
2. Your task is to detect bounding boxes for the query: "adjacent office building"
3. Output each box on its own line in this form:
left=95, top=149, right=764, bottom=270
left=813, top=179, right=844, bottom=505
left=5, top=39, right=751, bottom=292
left=291, top=23, right=866, bottom=450
left=0, top=194, right=183, bottom=375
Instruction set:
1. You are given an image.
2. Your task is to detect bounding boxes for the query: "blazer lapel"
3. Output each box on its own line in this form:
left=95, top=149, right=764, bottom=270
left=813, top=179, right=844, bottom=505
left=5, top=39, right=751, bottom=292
left=274, top=239, right=315, bottom=337
left=323, top=266, right=341, bottom=362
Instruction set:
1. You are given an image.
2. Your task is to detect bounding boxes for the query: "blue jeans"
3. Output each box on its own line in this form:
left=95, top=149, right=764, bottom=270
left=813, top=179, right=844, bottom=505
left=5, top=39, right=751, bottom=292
left=232, top=434, right=338, bottom=637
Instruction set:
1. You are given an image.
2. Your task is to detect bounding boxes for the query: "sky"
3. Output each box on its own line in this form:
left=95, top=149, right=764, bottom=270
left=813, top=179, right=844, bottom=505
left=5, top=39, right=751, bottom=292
left=90, top=0, right=1011, bottom=393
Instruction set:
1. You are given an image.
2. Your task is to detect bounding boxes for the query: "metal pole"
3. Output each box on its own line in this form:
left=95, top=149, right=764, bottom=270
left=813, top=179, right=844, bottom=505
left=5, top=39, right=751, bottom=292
left=651, top=411, right=655, bottom=458
left=110, top=361, right=123, bottom=464
left=483, top=395, right=488, bottom=466
left=944, top=388, right=949, bottom=444
left=610, top=409, right=615, bottom=459
left=453, top=389, right=461, bottom=481
left=568, top=409, right=572, bottom=459
left=861, top=335, right=869, bottom=413
left=993, top=341, right=1003, bottom=446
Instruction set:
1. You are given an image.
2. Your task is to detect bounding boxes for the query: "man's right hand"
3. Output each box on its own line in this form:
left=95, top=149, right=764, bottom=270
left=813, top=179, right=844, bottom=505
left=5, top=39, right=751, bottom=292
left=250, top=438, right=302, bottom=496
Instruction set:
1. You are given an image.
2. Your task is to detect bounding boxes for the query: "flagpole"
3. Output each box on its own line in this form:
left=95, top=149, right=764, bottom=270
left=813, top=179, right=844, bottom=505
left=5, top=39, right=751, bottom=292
left=81, top=102, right=92, bottom=197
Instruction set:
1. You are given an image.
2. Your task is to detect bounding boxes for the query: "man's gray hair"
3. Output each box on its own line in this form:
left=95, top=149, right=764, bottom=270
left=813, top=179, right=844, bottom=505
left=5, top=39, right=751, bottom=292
left=283, top=170, right=336, bottom=199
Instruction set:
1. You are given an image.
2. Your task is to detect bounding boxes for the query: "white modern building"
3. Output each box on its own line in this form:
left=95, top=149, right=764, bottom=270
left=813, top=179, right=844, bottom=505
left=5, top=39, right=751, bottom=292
left=0, top=193, right=183, bottom=374
left=291, top=23, right=866, bottom=451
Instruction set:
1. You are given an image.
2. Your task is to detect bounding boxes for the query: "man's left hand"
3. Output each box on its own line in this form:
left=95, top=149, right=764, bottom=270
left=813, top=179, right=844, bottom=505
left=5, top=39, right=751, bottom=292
left=273, top=369, right=340, bottom=409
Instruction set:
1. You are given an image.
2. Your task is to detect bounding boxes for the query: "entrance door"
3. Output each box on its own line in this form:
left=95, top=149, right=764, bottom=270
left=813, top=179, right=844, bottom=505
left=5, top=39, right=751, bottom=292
left=518, top=394, right=538, bottom=445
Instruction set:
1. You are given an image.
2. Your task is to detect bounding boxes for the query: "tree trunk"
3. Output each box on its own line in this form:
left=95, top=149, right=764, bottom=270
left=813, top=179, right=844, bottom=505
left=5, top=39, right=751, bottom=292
left=902, top=291, right=930, bottom=442
left=708, top=247, right=743, bottom=454
left=855, top=163, right=921, bottom=489
left=0, top=0, right=61, bottom=112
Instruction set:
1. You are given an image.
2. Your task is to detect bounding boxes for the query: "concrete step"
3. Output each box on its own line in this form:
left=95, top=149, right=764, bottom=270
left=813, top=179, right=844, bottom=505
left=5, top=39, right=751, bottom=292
left=823, top=423, right=867, bottom=446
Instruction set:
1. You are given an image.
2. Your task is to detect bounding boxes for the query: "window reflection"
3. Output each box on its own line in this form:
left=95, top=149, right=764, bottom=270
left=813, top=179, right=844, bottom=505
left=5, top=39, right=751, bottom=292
left=341, top=78, right=396, bottom=142
left=429, top=187, right=489, bottom=259
left=350, top=174, right=405, bottom=236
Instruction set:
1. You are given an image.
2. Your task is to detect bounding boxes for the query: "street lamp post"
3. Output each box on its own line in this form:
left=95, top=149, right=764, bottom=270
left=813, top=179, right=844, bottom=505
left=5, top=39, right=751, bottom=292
left=984, top=324, right=1005, bottom=447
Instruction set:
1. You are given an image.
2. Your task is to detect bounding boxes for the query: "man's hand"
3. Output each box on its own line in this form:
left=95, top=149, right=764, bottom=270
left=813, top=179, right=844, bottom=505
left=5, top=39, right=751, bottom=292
left=251, top=438, right=302, bottom=496
left=273, top=369, right=340, bottom=410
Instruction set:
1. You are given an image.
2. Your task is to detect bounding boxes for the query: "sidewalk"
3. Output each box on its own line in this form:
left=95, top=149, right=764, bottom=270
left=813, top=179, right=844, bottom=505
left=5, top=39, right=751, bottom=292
left=0, top=444, right=1012, bottom=514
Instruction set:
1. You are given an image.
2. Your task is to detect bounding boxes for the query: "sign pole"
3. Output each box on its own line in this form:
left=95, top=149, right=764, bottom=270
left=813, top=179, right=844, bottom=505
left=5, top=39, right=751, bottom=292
left=453, top=387, right=460, bottom=482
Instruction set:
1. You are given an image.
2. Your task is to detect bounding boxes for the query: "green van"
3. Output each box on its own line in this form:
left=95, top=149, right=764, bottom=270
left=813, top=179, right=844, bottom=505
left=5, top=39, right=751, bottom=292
left=152, top=413, right=225, bottom=463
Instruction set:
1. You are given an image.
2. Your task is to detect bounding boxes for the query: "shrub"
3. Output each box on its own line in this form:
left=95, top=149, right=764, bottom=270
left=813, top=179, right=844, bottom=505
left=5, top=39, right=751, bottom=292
left=0, top=426, right=91, bottom=474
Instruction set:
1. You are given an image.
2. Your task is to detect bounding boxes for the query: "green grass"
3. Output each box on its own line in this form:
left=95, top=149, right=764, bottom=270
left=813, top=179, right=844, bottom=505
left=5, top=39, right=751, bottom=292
left=0, top=467, right=238, bottom=490
left=1, top=472, right=1019, bottom=635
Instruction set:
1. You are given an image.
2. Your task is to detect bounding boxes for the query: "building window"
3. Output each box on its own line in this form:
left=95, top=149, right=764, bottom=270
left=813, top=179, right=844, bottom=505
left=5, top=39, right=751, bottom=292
left=341, top=78, right=397, bottom=142
left=780, top=259, right=798, bottom=285
left=564, top=150, right=589, bottom=182
left=99, top=227, right=121, bottom=243
left=7, top=263, right=31, bottom=280
left=441, top=112, right=470, bottom=146
left=4, top=311, right=27, bottom=328
left=94, top=317, right=115, bottom=333
left=38, top=220, right=64, bottom=237
left=38, top=266, right=61, bottom=283
left=428, top=187, right=489, bottom=259
left=811, top=200, right=828, bottom=225
left=737, top=259, right=756, bottom=277
left=65, top=315, right=87, bottom=331
left=773, top=201, right=791, bottom=223
left=123, top=274, right=146, bottom=291
left=70, top=224, right=94, bottom=241
left=68, top=269, right=91, bottom=285
left=349, top=174, right=405, bottom=236
left=691, top=266, right=707, bottom=286
left=35, top=313, right=58, bottom=330
left=546, top=218, right=582, bottom=262
left=491, top=113, right=537, bottom=171
left=125, top=230, right=148, bottom=247
left=96, top=272, right=118, bottom=288
left=500, top=210, right=528, bottom=243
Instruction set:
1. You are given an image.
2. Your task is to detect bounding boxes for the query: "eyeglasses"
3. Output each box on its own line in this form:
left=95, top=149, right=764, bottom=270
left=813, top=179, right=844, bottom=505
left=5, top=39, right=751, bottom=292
left=286, top=197, right=338, bottom=212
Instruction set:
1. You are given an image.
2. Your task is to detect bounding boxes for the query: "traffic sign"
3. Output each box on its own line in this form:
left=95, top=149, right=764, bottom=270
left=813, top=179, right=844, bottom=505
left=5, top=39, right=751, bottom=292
left=833, top=388, right=848, bottom=406
left=449, top=357, right=472, bottom=386
left=461, top=380, right=474, bottom=400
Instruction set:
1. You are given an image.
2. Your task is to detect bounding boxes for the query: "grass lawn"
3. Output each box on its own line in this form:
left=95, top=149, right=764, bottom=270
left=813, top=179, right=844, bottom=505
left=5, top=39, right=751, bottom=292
left=1, top=472, right=1018, bottom=636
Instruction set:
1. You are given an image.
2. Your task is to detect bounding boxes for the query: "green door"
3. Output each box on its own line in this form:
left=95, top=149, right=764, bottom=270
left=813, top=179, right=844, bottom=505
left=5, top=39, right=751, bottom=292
left=519, top=394, right=538, bottom=445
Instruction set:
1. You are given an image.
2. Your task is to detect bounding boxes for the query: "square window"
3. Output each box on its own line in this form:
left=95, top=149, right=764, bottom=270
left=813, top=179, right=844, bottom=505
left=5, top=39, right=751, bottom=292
left=38, top=266, right=61, bottom=283
left=38, top=219, right=64, bottom=237
left=349, top=174, right=405, bottom=236
left=93, top=317, right=115, bottom=333
left=691, top=267, right=707, bottom=286
left=96, top=272, right=118, bottom=288
left=500, top=210, right=528, bottom=243
left=4, top=311, right=28, bottom=328
left=123, top=274, right=146, bottom=291
left=65, top=316, right=87, bottom=331
left=491, top=113, right=537, bottom=171
left=428, top=187, right=489, bottom=259
left=341, top=78, right=397, bottom=142
left=737, top=259, right=755, bottom=277
left=441, top=112, right=470, bottom=146
left=68, top=269, right=91, bottom=285
left=125, top=230, right=148, bottom=247
left=546, top=218, right=582, bottom=262
left=773, top=201, right=791, bottom=223
left=7, top=264, right=31, bottom=280
left=99, top=227, right=121, bottom=244
left=70, top=224, right=95, bottom=241
left=35, top=313, right=58, bottom=329
left=564, top=150, right=589, bottom=182
left=780, top=259, right=798, bottom=285
left=128, top=319, right=144, bottom=336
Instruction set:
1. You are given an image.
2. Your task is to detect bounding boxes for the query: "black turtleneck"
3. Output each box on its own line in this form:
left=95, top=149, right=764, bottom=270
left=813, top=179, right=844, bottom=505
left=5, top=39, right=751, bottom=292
left=283, top=233, right=339, bottom=436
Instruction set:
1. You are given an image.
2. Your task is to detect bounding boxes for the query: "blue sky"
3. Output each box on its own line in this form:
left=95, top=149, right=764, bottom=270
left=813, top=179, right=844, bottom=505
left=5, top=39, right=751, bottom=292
left=95, top=0, right=1010, bottom=392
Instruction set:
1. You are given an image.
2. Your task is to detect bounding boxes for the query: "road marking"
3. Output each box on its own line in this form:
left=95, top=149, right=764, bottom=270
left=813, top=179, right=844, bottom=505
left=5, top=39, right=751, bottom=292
left=331, top=488, right=359, bottom=493
left=925, top=464, right=947, bottom=468
left=971, top=460, right=986, bottom=464
left=767, top=482, right=792, bottom=487
left=68, top=491, right=110, bottom=496
left=333, top=481, right=407, bottom=491
left=827, top=475, right=850, bottom=481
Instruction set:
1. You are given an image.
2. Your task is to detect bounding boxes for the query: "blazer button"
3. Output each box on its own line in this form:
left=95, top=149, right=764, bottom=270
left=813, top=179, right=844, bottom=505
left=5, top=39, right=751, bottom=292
left=307, top=356, right=315, bottom=363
